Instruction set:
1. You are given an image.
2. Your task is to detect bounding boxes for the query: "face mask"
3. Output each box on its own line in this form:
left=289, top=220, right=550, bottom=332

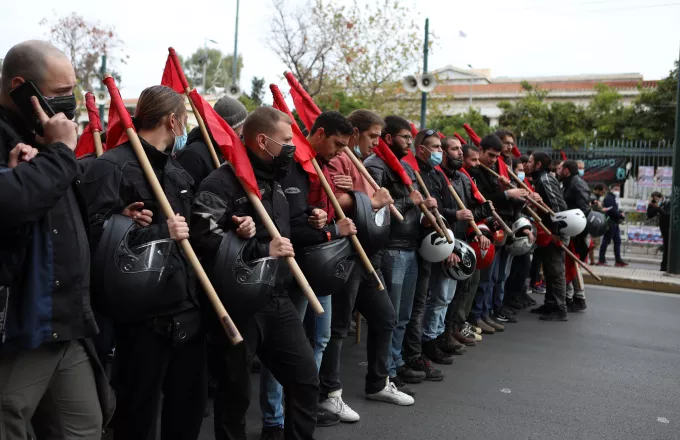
left=517, top=172, right=526, bottom=182
left=427, top=151, right=443, bottom=167
left=612, top=191, right=620, bottom=198
left=353, top=145, right=363, bottom=159
left=578, top=169, right=585, bottom=177
left=44, top=94, right=77, bottom=120
left=264, top=138, right=296, bottom=180
left=172, top=124, right=188, bottom=153
left=445, top=153, right=463, bottom=170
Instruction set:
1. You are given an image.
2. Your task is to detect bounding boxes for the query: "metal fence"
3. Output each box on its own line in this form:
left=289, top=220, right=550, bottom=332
left=517, top=139, right=674, bottom=199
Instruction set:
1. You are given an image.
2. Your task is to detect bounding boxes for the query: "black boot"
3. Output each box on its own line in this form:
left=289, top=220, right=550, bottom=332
left=422, top=339, right=454, bottom=365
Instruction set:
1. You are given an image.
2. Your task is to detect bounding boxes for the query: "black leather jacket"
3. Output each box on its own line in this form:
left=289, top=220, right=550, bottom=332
left=364, top=154, right=420, bottom=249
left=562, top=174, right=591, bottom=216
left=531, top=169, right=567, bottom=232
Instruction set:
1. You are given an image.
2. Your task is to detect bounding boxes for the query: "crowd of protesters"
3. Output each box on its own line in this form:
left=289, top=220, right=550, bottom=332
left=0, top=40, right=636, bottom=440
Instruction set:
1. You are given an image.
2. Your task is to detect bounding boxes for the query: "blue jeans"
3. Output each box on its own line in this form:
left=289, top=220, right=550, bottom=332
left=422, top=264, right=457, bottom=341
left=492, top=247, right=514, bottom=313
left=471, top=252, right=499, bottom=320
left=381, top=248, right=419, bottom=378
left=259, top=293, right=332, bottom=428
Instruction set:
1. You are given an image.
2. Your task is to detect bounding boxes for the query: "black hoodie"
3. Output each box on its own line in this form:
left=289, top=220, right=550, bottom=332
left=176, top=126, right=224, bottom=191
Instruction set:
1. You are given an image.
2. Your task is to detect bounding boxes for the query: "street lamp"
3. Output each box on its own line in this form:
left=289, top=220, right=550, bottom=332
left=203, top=38, right=219, bottom=94
left=467, top=64, right=473, bottom=108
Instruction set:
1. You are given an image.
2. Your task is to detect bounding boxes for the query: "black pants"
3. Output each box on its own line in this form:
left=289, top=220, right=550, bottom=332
left=403, top=256, right=431, bottom=361
left=535, top=245, right=566, bottom=311
left=213, top=295, right=318, bottom=440
left=504, top=253, right=530, bottom=303
left=319, top=261, right=395, bottom=396
left=599, top=223, right=622, bottom=263
left=530, top=251, right=542, bottom=285
left=661, top=226, right=669, bottom=271
left=112, top=316, right=207, bottom=440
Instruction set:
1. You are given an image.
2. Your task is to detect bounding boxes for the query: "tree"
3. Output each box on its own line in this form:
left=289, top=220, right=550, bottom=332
left=40, top=13, right=127, bottom=92
left=250, top=77, right=265, bottom=107
left=498, top=82, right=553, bottom=143
left=180, top=48, right=243, bottom=94
left=631, top=60, right=678, bottom=141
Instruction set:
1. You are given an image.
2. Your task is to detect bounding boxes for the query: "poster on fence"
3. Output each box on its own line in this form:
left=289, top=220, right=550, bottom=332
left=635, top=200, right=648, bottom=212
left=656, top=167, right=672, bottom=187
left=627, top=225, right=662, bottom=244
left=637, top=166, right=655, bottom=187
left=583, top=158, right=628, bottom=186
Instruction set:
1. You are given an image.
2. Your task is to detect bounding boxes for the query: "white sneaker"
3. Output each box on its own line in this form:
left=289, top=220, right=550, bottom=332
left=366, top=381, right=415, bottom=406
left=320, top=390, right=360, bottom=423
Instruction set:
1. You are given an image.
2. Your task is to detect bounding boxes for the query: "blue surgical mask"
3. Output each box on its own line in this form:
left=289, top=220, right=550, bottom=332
left=578, top=169, right=585, bottom=177
left=353, top=145, right=363, bottom=159
left=517, top=171, right=526, bottom=182
left=428, top=151, right=443, bottom=167
left=173, top=125, right=188, bottom=153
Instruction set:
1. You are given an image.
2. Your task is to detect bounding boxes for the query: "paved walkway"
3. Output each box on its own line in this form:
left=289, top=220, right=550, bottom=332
left=583, top=265, right=680, bottom=294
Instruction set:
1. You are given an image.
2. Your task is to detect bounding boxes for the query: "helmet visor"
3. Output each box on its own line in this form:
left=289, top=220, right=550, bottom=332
left=234, top=257, right=279, bottom=286
left=117, top=239, right=176, bottom=273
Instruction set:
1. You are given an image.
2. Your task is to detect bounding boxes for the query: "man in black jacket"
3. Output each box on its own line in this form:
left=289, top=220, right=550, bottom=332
left=526, top=152, right=569, bottom=321
left=648, top=191, right=670, bottom=271
left=261, top=111, right=357, bottom=429
left=598, top=183, right=628, bottom=267
left=467, top=134, right=528, bottom=332
left=0, top=40, right=110, bottom=438
left=364, top=115, right=432, bottom=390
left=558, top=160, right=591, bottom=311
left=190, top=106, right=319, bottom=440
left=439, top=138, right=491, bottom=347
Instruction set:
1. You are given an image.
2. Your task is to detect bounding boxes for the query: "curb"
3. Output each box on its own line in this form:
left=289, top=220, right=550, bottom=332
left=583, top=273, right=680, bottom=294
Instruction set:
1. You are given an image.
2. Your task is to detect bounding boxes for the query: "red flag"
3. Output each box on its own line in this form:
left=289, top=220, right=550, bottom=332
left=284, top=72, right=321, bottom=130
left=454, top=132, right=468, bottom=145
left=463, top=123, right=482, bottom=147
left=188, top=89, right=261, bottom=198
left=560, top=150, right=567, bottom=161
left=102, top=77, right=130, bottom=149
left=565, top=240, right=579, bottom=284
left=75, top=124, right=95, bottom=158
left=402, top=150, right=420, bottom=173
left=497, top=157, right=510, bottom=180
left=435, top=165, right=451, bottom=185
left=270, top=84, right=317, bottom=179
left=511, top=145, right=521, bottom=158
left=409, top=122, right=419, bottom=138
left=437, top=131, right=445, bottom=139
left=75, top=92, right=103, bottom=158
left=161, top=47, right=189, bottom=94
left=459, top=167, right=486, bottom=204
left=374, top=138, right=412, bottom=186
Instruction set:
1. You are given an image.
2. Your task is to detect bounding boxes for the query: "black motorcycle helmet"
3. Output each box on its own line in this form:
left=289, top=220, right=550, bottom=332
left=297, top=238, right=355, bottom=296
left=348, top=190, right=390, bottom=257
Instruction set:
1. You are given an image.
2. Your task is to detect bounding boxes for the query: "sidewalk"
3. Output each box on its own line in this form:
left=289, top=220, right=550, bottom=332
left=583, top=265, right=680, bottom=294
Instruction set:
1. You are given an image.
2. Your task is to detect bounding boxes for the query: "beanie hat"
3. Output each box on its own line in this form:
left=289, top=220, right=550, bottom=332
left=214, top=96, right=248, bottom=129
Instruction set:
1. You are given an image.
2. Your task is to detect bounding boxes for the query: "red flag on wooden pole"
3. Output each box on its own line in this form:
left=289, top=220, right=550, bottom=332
left=454, top=132, right=468, bottom=145
left=161, top=47, right=189, bottom=94
left=458, top=167, right=486, bottom=205
left=402, top=150, right=420, bottom=173
left=269, top=84, right=317, bottom=179
left=284, top=72, right=321, bottom=130
left=373, top=139, right=413, bottom=186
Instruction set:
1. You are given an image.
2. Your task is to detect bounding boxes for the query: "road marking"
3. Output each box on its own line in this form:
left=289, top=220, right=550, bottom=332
left=585, top=284, right=680, bottom=298
left=500, top=388, right=511, bottom=394
left=657, top=417, right=670, bottom=424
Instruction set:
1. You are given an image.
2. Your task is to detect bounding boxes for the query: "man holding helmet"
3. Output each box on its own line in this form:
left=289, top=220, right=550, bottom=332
left=558, top=159, right=592, bottom=312
left=526, top=152, right=569, bottom=321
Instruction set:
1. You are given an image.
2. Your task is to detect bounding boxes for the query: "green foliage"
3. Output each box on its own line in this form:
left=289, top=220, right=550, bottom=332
left=497, top=62, right=678, bottom=146
left=429, top=108, right=491, bottom=138
left=250, top=77, right=265, bottom=107
left=179, top=48, right=243, bottom=94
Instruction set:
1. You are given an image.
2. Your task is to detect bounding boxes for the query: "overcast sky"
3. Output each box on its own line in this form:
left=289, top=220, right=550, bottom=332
left=1, top=0, right=678, bottom=103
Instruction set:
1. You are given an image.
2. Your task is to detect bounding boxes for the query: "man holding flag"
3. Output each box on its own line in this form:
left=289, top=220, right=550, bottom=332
left=190, top=106, right=320, bottom=440
left=365, top=115, right=431, bottom=391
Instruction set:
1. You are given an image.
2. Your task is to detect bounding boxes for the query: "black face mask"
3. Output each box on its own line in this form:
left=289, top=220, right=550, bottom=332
left=45, top=94, right=77, bottom=120
left=445, top=153, right=463, bottom=171
left=273, top=143, right=296, bottom=180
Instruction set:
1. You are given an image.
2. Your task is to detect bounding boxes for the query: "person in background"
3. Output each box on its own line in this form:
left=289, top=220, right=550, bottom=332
left=597, top=183, right=628, bottom=267
left=647, top=191, right=670, bottom=271
left=576, top=160, right=586, bottom=177
left=589, top=183, right=608, bottom=265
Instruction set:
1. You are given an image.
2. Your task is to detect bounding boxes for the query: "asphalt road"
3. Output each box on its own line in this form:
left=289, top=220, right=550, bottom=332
left=199, top=285, right=680, bottom=440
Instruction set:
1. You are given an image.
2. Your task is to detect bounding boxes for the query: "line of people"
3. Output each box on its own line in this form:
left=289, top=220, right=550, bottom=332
left=0, top=41, right=600, bottom=440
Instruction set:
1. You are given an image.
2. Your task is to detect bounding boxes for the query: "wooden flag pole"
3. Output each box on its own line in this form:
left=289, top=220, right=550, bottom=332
left=179, top=90, right=323, bottom=316
left=93, top=130, right=104, bottom=157
left=447, top=183, right=482, bottom=236
left=524, top=205, right=601, bottom=281
left=406, top=184, right=446, bottom=238
left=103, top=74, right=243, bottom=344
left=479, top=163, right=551, bottom=216
left=311, top=158, right=385, bottom=291
left=342, top=146, right=404, bottom=222
left=413, top=171, right=453, bottom=243
left=505, top=167, right=556, bottom=216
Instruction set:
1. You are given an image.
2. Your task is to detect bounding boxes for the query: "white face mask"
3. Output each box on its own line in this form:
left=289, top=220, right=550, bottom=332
left=612, top=191, right=620, bottom=198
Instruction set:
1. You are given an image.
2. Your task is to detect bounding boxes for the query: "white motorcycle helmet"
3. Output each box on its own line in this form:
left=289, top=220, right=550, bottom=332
left=507, top=217, right=536, bottom=256
left=419, top=228, right=456, bottom=263
left=550, top=209, right=586, bottom=237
